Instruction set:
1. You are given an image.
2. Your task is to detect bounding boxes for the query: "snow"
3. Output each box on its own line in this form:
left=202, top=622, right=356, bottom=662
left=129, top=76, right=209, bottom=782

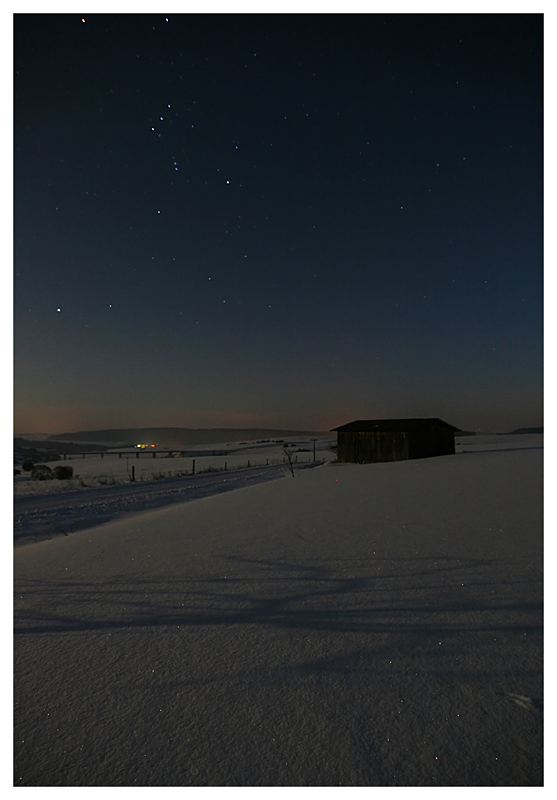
left=13, top=435, right=543, bottom=786
left=14, top=435, right=336, bottom=545
left=14, top=435, right=337, bottom=497
left=14, top=463, right=322, bottom=546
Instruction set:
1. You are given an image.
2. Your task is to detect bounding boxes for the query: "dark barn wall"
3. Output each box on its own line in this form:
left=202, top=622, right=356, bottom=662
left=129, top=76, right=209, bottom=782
left=337, top=421, right=456, bottom=464
left=408, top=422, right=456, bottom=459
left=338, top=431, right=409, bottom=463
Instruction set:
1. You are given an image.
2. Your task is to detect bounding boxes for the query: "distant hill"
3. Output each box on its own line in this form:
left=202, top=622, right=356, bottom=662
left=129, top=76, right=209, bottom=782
left=44, top=427, right=325, bottom=447
left=14, top=437, right=109, bottom=456
left=509, top=427, right=543, bottom=435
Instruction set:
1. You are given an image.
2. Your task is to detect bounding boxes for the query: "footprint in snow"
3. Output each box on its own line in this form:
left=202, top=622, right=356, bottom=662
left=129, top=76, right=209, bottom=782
left=506, top=693, right=543, bottom=714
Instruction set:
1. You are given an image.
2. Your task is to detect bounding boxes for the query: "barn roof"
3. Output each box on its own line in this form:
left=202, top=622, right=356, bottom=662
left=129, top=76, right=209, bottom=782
left=331, top=418, right=460, bottom=433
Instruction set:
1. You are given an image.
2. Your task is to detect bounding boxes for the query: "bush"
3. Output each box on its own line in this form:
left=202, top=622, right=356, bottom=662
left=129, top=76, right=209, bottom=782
left=53, top=465, right=74, bottom=480
left=22, top=460, right=34, bottom=472
left=30, top=464, right=54, bottom=481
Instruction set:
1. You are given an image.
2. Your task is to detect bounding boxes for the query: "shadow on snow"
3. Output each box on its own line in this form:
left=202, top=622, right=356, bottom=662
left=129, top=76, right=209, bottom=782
left=14, top=554, right=543, bottom=639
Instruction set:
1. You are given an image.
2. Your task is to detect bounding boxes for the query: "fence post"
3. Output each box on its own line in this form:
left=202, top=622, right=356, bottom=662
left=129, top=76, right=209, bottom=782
left=192, top=459, right=196, bottom=475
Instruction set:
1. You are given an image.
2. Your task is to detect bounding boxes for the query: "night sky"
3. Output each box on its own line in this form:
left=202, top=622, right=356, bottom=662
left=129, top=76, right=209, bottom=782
left=14, top=12, right=543, bottom=435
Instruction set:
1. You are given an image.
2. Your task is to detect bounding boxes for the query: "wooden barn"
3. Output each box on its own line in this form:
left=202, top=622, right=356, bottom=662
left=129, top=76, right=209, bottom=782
left=331, top=418, right=460, bottom=464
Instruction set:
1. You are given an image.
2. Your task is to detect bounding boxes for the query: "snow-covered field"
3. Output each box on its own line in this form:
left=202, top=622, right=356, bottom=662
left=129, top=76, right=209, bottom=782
left=14, top=435, right=337, bottom=496
left=13, top=435, right=543, bottom=786
left=14, top=435, right=336, bottom=546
